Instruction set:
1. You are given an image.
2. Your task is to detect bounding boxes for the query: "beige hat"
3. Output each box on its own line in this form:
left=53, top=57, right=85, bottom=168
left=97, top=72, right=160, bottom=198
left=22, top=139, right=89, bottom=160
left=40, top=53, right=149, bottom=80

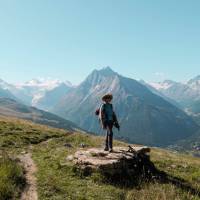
left=102, top=93, right=113, bottom=101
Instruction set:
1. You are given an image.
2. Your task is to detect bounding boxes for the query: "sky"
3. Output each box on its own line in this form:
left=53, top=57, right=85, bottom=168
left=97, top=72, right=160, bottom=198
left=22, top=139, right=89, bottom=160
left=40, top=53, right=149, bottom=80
left=0, top=0, right=200, bottom=84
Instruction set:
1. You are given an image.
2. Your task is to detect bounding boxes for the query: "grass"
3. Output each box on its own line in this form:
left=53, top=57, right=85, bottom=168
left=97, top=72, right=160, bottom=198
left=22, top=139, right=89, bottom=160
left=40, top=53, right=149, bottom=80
left=0, top=116, right=68, bottom=152
left=32, top=134, right=200, bottom=200
left=0, top=116, right=200, bottom=200
left=32, top=133, right=127, bottom=200
left=0, top=154, right=25, bottom=200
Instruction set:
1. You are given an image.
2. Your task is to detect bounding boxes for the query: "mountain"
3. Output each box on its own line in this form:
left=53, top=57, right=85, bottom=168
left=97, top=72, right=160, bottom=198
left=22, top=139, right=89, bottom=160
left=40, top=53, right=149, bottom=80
left=0, top=78, right=14, bottom=90
left=140, top=80, right=181, bottom=109
left=187, top=75, right=200, bottom=92
left=52, top=67, right=199, bottom=146
left=9, top=78, right=73, bottom=106
left=34, top=83, right=72, bottom=111
left=0, top=87, right=17, bottom=100
left=0, top=79, right=18, bottom=99
left=148, top=80, right=195, bottom=107
left=0, top=97, right=81, bottom=131
left=149, top=76, right=200, bottom=115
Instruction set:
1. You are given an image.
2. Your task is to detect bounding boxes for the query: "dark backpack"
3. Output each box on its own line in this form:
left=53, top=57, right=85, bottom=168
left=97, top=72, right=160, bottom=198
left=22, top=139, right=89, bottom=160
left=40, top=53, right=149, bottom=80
left=95, top=108, right=100, bottom=116
left=95, top=103, right=113, bottom=117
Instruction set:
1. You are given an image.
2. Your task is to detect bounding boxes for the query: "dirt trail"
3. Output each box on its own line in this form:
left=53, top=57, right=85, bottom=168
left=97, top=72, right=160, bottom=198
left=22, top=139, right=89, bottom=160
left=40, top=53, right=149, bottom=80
left=19, top=153, right=38, bottom=200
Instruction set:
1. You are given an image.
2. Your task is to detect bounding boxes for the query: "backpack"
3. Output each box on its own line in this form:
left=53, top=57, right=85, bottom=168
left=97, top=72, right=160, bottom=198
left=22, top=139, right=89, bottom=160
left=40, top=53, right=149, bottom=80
left=95, top=108, right=100, bottom=116
left=95, top=103, right=113, bottom=118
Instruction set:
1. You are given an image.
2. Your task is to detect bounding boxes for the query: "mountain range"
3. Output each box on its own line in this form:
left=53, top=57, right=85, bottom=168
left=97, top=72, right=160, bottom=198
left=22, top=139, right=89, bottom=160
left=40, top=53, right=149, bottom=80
left=0, top=78, right=72, bottom=108
left=1, top=67, right=200, bottom=147
left=147, top=77, right=200, bottom=125
left=148, top=77, right=200, bottom=109
left=51, top=67, right=199, bottom=146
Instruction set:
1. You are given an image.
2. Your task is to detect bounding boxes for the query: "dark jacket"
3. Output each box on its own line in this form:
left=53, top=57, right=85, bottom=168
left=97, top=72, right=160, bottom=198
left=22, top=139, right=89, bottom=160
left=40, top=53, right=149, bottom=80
left=99, top=103, right=119, bottom=129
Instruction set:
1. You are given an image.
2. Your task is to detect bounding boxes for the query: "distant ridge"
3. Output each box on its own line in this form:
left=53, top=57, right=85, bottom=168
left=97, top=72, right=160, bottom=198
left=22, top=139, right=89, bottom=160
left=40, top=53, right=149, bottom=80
left=0, top=97, right=82, bottom=132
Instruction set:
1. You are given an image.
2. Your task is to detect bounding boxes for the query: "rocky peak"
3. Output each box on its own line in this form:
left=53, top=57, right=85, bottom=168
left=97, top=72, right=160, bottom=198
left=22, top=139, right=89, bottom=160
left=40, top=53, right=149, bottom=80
left=98, top=66, right=117, bottom=76
left=82, top=67, right=119, bottom=89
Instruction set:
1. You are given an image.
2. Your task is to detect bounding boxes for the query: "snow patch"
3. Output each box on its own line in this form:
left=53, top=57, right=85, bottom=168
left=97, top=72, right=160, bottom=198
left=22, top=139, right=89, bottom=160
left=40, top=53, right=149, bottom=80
left=149, top=82, right=173, bottom=90
left=17, top=78, right=64, bottom=90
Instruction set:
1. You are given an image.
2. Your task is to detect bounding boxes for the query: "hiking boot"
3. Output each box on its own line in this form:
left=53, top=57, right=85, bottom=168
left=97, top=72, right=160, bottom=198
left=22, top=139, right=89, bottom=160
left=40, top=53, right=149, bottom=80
left=109, top=149, right=113, bottom=153
left=104, top=147, right=109, bottom=151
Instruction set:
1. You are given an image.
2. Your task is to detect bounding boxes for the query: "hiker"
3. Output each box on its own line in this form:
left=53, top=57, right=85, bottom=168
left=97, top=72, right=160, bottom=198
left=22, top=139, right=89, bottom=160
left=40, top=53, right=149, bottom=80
left=95, top=94, right=120, bottom=152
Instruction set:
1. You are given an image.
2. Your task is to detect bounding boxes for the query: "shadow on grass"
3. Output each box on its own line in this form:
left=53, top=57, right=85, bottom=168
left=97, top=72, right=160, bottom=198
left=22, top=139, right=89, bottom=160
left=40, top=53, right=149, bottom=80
left=101, top=153, right=200, bottom=197
left=158, top=171, right=200, bottom=198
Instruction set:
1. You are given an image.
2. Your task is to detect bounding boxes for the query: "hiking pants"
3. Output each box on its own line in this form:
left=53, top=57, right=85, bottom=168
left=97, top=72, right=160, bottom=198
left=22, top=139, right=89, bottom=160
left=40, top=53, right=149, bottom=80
left=104, top=120, right=113, bottom=149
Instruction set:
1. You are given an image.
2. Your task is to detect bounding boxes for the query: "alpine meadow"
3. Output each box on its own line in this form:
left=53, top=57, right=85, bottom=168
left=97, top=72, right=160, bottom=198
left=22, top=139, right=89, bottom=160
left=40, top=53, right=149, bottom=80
left=0, top=1, right=200, bottom=200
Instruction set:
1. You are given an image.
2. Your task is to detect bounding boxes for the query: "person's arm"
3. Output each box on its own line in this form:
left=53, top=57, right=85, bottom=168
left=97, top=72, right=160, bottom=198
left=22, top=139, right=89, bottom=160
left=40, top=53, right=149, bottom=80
left=113, top=111, right=118, bottom=123
left=113, top=111, right=120, bottom=130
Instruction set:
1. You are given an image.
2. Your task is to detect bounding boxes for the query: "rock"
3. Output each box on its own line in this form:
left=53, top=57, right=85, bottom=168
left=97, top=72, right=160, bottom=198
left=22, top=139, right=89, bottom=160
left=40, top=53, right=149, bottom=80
left=73, top=146, right=150, bottom=168
left=66, top=155, right=74, bottom=161
left=70, top=146, right=156, bottom=185
left=21, top=151, right=28, bottom=154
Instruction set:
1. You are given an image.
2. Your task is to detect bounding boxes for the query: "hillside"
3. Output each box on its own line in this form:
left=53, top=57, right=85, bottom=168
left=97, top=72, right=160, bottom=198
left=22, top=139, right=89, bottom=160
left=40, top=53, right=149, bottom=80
left=0, top=97, right=81, bottom=132
left=53, top=67, right=199, bottom=146
left=0, top=87, right=17, bottom=100
left=0, top=117, right=200, bottom=200
left=170, top=130, right=200, bottom=155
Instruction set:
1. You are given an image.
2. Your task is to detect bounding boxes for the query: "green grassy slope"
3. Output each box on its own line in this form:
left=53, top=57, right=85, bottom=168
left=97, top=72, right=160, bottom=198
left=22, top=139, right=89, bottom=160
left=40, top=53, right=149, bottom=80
left=0, top=117, right=200, bottom=200
left=0, top=155, right=25, bottom=200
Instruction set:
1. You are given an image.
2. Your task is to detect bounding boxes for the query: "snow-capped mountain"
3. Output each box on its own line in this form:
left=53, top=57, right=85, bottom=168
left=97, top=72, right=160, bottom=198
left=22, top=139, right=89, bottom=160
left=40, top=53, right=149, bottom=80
left=34, top=83, right=73, bottom=111
left=187, top=75, right=200, bottom=93
left=148, top=80, right=176, bottom=90
left=17, top=78, right=72, bottom=90
left=140, top=80, right=181, bottom=108
left=148, top=79, right=200, bottom=105
left=0, top=77, right=73, bottom=107
left=0, top=79, right=14, bottom=90
left=147, top=76, right=200, bottom=120
left=9, top=78, right=73, bottom=106
left=0, top=79, right=19, bottom=100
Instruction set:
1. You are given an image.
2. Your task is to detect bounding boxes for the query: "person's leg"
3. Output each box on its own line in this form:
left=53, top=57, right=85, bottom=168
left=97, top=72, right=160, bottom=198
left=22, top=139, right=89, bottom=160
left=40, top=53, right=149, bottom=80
left=104, top=122, right=109, bottom=151
left=108, top=121, right=113, bottom=150
left=105, top=131, right=109, bottom=151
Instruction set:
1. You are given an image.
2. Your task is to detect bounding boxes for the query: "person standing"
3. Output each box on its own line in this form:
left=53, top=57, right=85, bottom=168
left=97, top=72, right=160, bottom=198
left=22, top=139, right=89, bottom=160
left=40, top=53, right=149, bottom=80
left=96, top=94, right=120, bottom=152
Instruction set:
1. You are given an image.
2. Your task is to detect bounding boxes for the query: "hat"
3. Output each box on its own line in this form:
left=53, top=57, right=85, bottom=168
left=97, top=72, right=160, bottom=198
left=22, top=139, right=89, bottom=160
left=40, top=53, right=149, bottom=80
left=102, top=93, right=113, bottom=101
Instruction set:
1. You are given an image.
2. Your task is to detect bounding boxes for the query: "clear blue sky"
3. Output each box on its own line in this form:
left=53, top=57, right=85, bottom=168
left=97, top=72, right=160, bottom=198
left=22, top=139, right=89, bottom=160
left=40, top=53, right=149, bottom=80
left=0, top=0, right=200, bottom=84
